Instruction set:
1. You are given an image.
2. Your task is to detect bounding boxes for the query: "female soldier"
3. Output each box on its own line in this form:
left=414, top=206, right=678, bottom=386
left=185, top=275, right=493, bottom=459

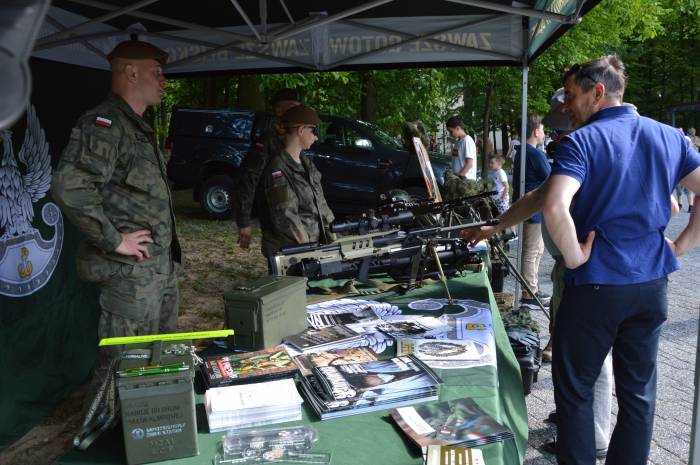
left=260, top=105, right=335, bottom=257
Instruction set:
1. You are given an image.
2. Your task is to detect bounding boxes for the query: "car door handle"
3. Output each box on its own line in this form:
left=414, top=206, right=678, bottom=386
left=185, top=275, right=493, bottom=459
left=377, top=159, right=392, bottom=168
left=316, top=154, right=331, bottom=159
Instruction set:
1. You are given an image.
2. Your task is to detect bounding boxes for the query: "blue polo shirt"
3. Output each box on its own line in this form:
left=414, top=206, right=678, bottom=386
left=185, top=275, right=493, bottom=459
left=513, top=144, right=551, bottom=223
left=552, top=105, right=700, bottom=286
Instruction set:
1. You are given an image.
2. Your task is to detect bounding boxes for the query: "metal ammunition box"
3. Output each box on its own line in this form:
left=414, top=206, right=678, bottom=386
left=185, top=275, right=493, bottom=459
left=223, top=276, right=308, bottom=350
left=117, top=341, right=198, bottom=465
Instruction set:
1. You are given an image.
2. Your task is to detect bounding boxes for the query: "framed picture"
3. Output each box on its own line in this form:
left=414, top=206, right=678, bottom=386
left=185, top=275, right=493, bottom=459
left=412, top=137, right=442, bottom=202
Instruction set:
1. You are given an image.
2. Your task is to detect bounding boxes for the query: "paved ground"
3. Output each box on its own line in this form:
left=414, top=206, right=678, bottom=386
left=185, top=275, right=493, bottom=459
left=503, top=211, right=699, bottom=465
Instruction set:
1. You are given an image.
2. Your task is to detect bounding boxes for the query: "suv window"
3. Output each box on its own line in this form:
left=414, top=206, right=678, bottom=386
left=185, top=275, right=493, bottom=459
left=171, top=109, right=253, bottom=140
left=357, top=120, right=401, bottom=150
left=317, top=121, right=373, bottom=151
left=345, top=126, right=374, bottom=150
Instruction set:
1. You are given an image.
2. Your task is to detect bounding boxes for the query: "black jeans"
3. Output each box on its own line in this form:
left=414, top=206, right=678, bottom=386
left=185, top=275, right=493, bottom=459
left=553, top=277, right=668, bottom=465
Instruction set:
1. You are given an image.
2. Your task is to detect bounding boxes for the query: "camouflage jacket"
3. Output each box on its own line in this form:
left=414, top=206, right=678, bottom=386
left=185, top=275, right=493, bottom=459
left=233, top=124, right=284, bottom=228
left=52, top=93, right=181, bottom=277
left=260, top=150, right=335, bottom=256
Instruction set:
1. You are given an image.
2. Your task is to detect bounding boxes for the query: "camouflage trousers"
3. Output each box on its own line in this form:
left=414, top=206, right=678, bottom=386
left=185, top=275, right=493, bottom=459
left=97, top=251, right=179, bottom=341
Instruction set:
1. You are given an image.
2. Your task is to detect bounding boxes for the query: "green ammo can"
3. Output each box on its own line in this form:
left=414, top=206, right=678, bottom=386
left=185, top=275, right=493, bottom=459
left=117, top=340, right=198, bottom=465
left=223, top=276, right=308, bottom=350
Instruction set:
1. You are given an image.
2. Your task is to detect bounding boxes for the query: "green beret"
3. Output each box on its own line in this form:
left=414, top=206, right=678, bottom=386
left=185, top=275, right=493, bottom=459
left=107, top=40, right=168, bottom=66
left=281, top=105, right=321, bottom=126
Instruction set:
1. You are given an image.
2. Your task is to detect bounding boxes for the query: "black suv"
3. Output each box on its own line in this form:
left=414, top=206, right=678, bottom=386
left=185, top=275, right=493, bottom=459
left=166, top=108, right=452, bottom=219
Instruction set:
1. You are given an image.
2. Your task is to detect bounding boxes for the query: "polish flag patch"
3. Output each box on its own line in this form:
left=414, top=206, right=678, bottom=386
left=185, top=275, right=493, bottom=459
left=95, top=116, right=112, bottom=128
left=271, top=170, right=283, bottom=179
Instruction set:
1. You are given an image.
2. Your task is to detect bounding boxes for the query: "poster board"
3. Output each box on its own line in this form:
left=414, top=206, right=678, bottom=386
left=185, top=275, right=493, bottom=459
left=412, top=137, right=442, bottom=202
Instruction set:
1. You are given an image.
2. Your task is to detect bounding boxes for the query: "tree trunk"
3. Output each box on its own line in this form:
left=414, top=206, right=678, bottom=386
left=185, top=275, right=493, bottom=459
left=501, top=123, right=509, bottom=157
left=480, top=81, right=495, bottom=182
left=360, top=71, right=377, bottom=122
left=236, top=75, right=265, bottom=111
left=492, top=125, right=497, bottom=155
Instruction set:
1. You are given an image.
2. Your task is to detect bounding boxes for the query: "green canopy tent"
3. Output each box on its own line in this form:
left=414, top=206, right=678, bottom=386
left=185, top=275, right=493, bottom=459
left=0, top=0, right=603, bottom=453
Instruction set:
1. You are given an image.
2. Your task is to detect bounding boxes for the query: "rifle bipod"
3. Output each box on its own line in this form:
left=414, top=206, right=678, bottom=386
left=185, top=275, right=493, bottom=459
left=490, top=239, right=550, bottom=321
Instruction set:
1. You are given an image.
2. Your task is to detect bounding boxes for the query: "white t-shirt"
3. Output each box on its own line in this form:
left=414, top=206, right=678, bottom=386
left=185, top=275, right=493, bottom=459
left=452, top=135, right=477, bottom=180
left=490, top=168, right=509, bottom=201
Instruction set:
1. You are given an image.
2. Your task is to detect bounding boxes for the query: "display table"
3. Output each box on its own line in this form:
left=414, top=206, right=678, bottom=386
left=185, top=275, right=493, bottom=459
left=60, top=268, right=527, bottom=465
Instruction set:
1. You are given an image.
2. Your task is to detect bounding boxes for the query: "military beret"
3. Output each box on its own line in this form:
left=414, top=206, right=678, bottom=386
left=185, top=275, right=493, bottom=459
left=543, top=88, right=574, bottom=131
left=107, top=40, right=168, bottom=66
left=271, top=88, right=301, bottom=105
left=281, top=105, right=321, bottom=126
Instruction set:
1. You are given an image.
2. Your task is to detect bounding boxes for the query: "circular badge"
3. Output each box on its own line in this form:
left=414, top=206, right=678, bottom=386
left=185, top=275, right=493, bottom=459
left=408, top=299, right=444, bottom=311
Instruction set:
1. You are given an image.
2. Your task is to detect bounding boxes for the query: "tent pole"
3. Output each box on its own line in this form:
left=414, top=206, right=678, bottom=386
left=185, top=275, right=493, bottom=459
left=689, top=323, right=700, bottom=465
left=514, top=16, right=529, bottom=309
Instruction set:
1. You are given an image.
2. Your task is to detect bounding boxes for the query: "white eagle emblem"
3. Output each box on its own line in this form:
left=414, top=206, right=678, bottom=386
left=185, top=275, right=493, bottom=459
left=0, top=105, right=63, bottom=297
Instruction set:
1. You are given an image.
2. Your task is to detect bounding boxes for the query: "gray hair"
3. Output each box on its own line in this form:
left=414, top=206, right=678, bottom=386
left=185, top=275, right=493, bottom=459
left=563, top=55, right=627, bottom=100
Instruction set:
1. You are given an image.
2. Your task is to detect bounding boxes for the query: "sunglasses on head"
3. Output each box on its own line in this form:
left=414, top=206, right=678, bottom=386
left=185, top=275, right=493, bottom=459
left=569, top=63, right=600, bottom=85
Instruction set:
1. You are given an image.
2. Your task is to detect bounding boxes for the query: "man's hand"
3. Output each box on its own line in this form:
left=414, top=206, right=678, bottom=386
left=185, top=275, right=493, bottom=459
left=665, top=237, right=682, bottom=257
left=238, top=226, right=252, bottom=249
left=115, top=230, right=153, bottom=261
left=565, top=230, right=596, bottom=269
left=461, top=225, right=498, bottom=246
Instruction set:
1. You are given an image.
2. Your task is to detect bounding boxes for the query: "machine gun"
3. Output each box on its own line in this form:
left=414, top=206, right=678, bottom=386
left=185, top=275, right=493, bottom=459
left=268, top=217, right=498, bottom=285
left=330, top=191, right=498, bottom=235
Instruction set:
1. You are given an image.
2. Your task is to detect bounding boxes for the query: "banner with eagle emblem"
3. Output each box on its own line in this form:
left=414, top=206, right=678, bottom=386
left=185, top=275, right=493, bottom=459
left=0, top=105, right=64, bottom=297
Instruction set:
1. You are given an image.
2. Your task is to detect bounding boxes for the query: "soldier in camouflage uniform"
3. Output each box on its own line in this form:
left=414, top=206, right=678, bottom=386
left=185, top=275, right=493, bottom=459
left=234, top=89, right=301, bottom=249
left=52, top=40, right=181, bottom=339
left=259, top=105, right=335, bottom=257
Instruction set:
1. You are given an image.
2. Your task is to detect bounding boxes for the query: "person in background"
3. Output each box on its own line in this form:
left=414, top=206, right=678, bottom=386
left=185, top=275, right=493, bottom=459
left=688, top=127, right=700, bottom=152
left=446, top=116, right=477, bottom=180
left=489, top=155, right=510, bottom=214
left=507, top=133, right=520, bottom=160
left=259, top=105, right=334, bottom=257
left=234, top=88, right=301, bottom=249
left=512, top=113, right=551, bottom=310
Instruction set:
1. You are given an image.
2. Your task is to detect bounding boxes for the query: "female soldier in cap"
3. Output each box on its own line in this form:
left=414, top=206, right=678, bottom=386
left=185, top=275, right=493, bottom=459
left=259, top=105, right=335, bottom=257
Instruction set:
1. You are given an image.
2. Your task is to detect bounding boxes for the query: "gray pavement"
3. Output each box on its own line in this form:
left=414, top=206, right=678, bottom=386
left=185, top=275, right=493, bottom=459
left=502, top=211, right=699, bottom=465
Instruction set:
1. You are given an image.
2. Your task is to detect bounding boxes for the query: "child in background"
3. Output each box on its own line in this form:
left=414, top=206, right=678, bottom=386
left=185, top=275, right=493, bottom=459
left=489, top=156, right=509, bottom=213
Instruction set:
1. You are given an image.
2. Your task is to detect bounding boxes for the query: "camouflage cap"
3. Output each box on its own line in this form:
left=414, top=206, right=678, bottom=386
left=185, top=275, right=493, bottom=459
left=281, top=105, right=321, bottom=126
left=271, top=88, right=301, bottom=105
left=542, top=88, right=574, bottom=131
left=107, top=40, right=168, bottom=65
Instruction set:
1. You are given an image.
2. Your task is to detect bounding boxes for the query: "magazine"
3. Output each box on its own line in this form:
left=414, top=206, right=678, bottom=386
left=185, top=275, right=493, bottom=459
left=376, top=316, right=450, bottom=339
left=293, top=347, right=380, bottom=377
left=314, top=356, right=442, bottom=401
left=299, top=355, right=442, bottom=420
left=390, top=398, right=513, bottom=448
left=306, top=306, right=378, bottom=329
left=299, top=371, right=438, bottom=420
left=284, top=325, right=364, bottom=353
left=200, top=347, right=297, bottom=388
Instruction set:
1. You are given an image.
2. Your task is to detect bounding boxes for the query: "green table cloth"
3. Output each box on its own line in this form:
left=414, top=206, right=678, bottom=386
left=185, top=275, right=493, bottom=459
left=61, top=268, right=527, bottom=465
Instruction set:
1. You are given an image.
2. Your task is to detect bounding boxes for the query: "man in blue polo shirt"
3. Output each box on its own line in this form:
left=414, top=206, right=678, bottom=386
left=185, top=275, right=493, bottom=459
left=543, top=55, right=700, bottom=465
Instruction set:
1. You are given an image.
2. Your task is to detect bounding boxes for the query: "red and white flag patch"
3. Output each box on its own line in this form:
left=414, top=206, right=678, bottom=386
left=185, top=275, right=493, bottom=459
left=95, top=116, right=112, bottom=128
left=271, top=170, right=283, bottom=179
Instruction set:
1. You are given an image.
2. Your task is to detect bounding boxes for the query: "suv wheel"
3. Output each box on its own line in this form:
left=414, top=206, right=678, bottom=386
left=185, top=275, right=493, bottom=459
left=199, top=175, right=235, bottom=220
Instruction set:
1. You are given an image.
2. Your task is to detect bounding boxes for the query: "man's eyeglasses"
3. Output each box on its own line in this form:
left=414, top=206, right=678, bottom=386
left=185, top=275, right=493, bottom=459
left=569, top=63, right=599, bottom=84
